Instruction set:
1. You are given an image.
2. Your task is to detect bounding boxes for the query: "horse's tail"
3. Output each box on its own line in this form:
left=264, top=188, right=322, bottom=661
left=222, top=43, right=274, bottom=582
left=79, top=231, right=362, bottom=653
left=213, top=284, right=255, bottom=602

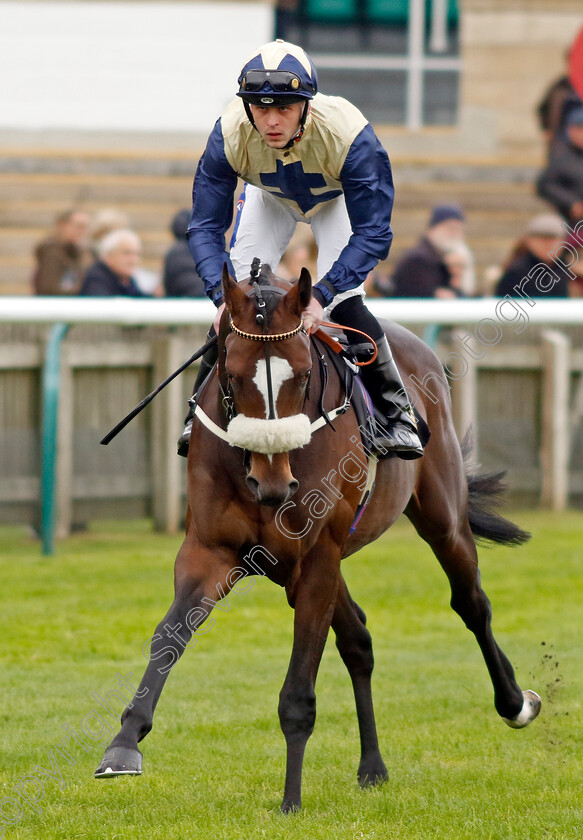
left=462, top=432, right=531, bottom=547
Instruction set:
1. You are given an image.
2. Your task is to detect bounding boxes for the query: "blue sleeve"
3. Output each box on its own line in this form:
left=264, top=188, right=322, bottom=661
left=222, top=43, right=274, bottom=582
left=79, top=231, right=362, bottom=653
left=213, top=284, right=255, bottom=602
left=313, top=124, right=394, bottom=307
left=186, top=119, right=239, bottom=304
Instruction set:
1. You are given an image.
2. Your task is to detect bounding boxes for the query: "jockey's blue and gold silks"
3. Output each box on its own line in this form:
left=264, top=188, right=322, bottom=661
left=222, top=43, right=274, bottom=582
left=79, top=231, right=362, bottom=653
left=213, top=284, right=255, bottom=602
left=187, top=93, right=395, bottom=307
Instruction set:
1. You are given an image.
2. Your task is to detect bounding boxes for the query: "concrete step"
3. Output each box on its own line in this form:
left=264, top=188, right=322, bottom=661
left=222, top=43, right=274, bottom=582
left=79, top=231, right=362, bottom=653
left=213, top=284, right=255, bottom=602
left=0, top=172, right=544, bottom=210
left=0, top=227, right=173, bottom=257
left=0, top=173, right=193, bottom=205
left=0, top=200, right=188, bottom=233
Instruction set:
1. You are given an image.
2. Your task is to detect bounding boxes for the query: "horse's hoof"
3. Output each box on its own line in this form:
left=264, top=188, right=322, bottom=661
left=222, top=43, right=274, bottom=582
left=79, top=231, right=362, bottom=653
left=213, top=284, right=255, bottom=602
left=502, top=689, right=542, bottom=729
left=94, top=746, right=143, bottom=778
left=358, top=760, right=389, bottom=788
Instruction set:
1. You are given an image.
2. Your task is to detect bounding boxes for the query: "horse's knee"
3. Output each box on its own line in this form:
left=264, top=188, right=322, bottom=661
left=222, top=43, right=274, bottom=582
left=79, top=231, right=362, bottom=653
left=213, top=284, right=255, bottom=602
left=336, top=626, right=374, bottom=678
left=278, top=688, right=316, bottom=740
left=352, top=600, right=368, bottom=627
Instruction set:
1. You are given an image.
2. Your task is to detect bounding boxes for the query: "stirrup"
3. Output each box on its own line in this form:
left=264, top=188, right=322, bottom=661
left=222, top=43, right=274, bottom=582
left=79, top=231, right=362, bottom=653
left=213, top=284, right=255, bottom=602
left=371, top=413, right=424, bottom=460
left=177, top=418, right=193, bottom=458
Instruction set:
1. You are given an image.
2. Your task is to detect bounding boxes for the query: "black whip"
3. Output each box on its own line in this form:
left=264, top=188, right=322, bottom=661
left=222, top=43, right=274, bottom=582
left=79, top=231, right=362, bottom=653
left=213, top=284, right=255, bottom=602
left=100, top=333, right=218, bottom=445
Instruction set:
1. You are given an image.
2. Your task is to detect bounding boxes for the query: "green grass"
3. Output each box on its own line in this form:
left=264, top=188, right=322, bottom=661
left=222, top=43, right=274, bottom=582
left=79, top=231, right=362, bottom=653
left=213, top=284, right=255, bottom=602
left=0, top=511, right=582, bottom=839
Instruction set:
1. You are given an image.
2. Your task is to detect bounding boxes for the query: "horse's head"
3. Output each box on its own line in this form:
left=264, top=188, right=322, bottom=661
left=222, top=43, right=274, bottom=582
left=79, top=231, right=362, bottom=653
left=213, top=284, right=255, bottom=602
left=220, top=261, right=313, bottom=506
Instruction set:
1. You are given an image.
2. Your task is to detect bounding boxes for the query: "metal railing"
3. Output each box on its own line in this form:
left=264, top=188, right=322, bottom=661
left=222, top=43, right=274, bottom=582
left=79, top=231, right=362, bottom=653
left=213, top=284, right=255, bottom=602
left=2, top=297, right=583, bottom=554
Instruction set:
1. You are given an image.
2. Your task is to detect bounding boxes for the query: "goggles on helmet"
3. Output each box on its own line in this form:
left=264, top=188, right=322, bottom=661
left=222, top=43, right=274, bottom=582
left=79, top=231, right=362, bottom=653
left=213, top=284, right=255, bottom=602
left=240, top=69, right=314, bottom=97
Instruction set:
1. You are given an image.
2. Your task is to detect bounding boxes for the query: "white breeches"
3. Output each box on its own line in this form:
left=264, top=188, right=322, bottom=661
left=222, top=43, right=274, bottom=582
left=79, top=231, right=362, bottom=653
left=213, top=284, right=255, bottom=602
left=229, top=184, right=365, bottom=316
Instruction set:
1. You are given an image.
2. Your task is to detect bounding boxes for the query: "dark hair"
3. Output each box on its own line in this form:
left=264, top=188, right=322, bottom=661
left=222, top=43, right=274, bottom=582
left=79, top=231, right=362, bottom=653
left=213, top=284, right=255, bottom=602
left=55, top=208, right=83, bottom=226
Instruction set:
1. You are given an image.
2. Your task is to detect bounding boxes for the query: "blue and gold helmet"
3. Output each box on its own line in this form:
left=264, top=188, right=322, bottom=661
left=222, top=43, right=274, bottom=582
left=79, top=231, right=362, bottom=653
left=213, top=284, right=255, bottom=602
left=237, top=40, right=318, bottom=107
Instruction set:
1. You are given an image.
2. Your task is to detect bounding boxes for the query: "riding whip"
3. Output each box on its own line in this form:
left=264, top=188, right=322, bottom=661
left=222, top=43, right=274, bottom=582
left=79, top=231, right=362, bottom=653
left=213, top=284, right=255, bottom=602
left=100, top=333, right=218, bottom=445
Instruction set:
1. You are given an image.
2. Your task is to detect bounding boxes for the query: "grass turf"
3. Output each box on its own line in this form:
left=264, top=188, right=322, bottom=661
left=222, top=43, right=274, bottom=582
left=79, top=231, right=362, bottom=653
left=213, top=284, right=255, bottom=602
left=0, top=511, right=581, bottom=839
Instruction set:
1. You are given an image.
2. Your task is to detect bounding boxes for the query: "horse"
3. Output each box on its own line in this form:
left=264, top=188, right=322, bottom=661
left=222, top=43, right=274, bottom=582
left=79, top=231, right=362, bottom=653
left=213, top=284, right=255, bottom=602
left=95, top=264, right=541, bottom=812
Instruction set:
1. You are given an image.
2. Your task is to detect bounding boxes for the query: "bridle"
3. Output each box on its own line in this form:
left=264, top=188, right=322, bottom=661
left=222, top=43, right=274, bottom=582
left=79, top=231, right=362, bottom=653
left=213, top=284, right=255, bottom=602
left=192, top=262, right=355, bottom=451
left=226, top=259, right=309, bottom=422
left=229, top=316, right=304, bottom=343
left=227, top=313, right=307, bottom=421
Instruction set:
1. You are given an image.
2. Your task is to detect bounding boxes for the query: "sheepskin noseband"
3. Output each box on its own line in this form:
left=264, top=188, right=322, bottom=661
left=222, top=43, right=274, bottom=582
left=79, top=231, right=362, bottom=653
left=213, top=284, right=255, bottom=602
left=226, top=413, right=312, bottom=454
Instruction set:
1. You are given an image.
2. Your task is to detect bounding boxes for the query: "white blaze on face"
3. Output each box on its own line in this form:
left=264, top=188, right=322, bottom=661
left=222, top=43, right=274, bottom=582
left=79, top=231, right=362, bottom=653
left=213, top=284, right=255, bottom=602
left=225, top=356, right=312, bottom=454
left=253, top=357, right=294, bottom=419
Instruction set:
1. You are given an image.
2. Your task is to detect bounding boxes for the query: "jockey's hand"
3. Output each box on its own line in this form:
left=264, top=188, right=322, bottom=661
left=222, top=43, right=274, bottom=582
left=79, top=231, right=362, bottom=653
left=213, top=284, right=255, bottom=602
left=214, top=302, right=226, bottom=335
left=303, top=298, right=324, bottom=334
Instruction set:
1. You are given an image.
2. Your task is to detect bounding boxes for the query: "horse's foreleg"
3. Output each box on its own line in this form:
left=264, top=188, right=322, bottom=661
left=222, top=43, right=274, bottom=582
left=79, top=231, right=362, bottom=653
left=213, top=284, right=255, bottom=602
left=332, top=575, right=388, bottom=788
left=95, top=538, right=234, bottom=778
left=279, top=542, right=340, bottom=812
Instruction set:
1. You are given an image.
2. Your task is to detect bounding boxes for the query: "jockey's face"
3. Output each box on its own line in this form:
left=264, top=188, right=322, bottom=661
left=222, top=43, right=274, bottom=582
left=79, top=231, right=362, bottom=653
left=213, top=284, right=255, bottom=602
left=248, top=102, right=305, bottom=149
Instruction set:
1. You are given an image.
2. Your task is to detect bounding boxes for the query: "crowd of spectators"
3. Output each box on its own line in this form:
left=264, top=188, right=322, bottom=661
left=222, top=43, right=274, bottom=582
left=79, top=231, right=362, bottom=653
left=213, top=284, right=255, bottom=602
left=30, top=197, right=583, bottom=303
left=31, top=206, right=204, bottom=299
left=29, top=41, right=583, bottom=304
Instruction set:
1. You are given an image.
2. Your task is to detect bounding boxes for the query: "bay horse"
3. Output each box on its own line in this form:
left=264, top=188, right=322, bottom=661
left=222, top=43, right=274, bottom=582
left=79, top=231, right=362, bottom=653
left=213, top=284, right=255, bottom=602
left=95, top=264, right=541, bottom=811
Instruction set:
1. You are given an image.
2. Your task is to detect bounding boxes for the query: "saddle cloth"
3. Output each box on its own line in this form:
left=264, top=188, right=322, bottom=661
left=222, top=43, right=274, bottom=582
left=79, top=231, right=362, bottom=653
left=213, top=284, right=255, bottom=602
left=311, top=332, right=430, bottom=534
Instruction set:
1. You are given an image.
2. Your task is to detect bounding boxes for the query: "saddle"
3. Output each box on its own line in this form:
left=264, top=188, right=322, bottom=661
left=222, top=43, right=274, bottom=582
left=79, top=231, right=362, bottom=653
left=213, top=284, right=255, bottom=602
left=311, top=330, right=430, bottom=458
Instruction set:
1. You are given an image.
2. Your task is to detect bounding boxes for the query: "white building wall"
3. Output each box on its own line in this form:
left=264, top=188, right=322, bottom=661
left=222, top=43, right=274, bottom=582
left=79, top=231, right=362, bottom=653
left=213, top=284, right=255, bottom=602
left=0, top=2, right=272, bottom=134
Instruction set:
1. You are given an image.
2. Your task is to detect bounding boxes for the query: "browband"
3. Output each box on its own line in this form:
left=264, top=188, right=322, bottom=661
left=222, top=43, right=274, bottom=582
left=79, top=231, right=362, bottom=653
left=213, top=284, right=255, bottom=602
left=229, top=316, right=304, bottom=342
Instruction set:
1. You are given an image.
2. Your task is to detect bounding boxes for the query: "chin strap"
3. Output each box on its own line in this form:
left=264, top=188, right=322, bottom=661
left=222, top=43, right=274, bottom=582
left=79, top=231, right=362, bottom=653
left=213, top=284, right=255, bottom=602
left=243, top=100, right=256, bottom=129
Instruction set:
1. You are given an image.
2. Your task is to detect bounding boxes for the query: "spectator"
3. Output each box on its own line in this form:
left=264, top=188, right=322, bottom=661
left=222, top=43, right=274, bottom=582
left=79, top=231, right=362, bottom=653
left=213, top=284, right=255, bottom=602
left=163, top=209, right=205, bottom=297
left=537, top=106, right=583, bottom=225
left=495, top=214, right=569, bottom=299
left=536, top=51, right=581, bottom=150
left=561, top=234, right=583, bottom=297
left=80, top=229, right=149, bottom=297
left=32, top=208, right=90, bottom=295
left=443, top=243, right=473, bottom=297
left=89, top=208, right=130, bottom=256
left=90, top=207, right=162, bottom=295
left=391, top=203, right=469, bottom=298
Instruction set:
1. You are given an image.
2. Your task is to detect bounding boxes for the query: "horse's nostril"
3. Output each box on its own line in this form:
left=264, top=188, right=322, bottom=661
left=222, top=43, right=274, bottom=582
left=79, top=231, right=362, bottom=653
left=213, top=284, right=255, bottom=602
left=246, top=475, right=261, bottom=499
left=288, top=479, right=299, bottom=499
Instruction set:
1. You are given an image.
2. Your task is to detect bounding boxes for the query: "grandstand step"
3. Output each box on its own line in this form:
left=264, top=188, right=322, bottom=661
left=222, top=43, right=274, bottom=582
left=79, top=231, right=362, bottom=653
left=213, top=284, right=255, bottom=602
left=0, top=201, right=187, bottom=233
left=0, top=173, right=193, bottom=205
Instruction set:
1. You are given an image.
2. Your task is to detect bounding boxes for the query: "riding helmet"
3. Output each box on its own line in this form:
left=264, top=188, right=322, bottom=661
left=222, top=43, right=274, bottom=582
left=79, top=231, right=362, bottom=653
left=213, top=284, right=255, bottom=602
left=237, top=40, right=318, bottom=107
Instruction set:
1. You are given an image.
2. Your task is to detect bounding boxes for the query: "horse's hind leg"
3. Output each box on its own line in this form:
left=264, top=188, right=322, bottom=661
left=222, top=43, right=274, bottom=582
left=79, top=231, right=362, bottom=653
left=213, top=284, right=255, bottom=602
left=95, top=534, right=235, bottom=778
left=406, top=444, right=540, bottom=727
left=332, top=575, right=388, bottom=787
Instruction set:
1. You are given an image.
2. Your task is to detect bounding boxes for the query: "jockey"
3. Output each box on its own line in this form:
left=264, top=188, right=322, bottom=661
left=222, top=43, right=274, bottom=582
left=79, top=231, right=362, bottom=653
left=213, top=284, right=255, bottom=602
left=179, top=39, right=423, bottom=459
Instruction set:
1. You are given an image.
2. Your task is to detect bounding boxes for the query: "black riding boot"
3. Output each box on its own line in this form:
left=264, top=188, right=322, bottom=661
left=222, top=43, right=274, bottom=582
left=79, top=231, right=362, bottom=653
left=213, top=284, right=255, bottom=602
left=177, top=332, right=219, bottom=458
left=360, top=335, right=424, bottom=460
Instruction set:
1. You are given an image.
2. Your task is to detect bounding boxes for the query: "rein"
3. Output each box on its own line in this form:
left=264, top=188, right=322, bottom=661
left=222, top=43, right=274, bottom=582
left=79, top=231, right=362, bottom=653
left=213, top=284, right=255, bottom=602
left=317, top=321, right=378, bottom=366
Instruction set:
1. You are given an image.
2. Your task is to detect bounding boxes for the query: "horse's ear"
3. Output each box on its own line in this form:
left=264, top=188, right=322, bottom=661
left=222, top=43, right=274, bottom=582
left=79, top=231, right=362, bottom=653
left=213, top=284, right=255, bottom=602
left=285, top=267, right=312, bottom=316
left=222, top=264, right=246, bottom=316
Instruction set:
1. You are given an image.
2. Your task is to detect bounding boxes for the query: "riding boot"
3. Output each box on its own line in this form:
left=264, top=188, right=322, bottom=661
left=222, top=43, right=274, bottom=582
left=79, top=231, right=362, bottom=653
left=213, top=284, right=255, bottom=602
left=177, top=333, right=219, bottom=458
left=360, top=335, right=424, bottom=460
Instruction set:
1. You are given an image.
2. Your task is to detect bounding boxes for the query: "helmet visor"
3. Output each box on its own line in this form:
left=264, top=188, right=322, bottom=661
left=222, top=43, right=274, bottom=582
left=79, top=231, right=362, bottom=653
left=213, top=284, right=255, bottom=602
left=240, top=69, right=311, bottom=95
